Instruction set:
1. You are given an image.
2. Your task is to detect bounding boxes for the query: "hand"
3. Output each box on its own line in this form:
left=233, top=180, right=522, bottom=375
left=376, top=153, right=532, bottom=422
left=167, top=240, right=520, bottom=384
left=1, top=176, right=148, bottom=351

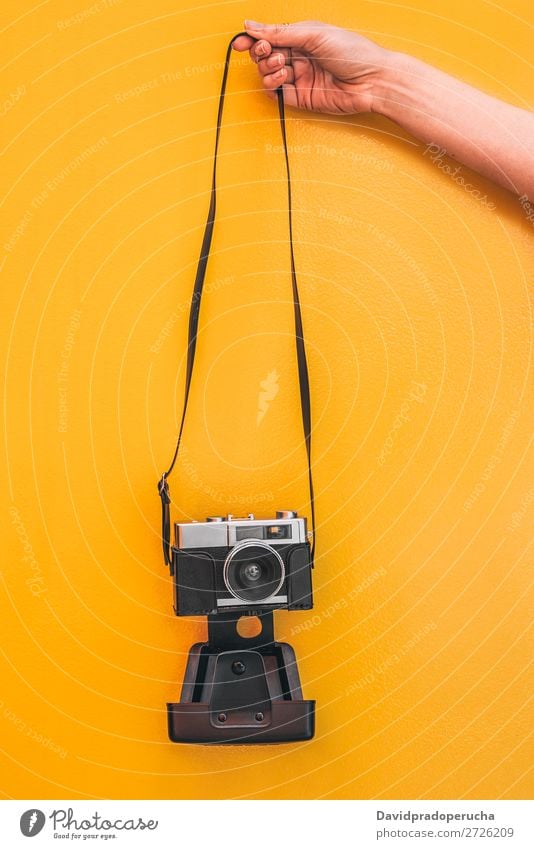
left=232, top=20, right=392, bottom=115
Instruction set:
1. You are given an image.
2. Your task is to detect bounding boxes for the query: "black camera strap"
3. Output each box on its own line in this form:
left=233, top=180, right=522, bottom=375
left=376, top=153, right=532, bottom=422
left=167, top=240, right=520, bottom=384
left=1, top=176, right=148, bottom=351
left=157, top=31, right=315, bottom=568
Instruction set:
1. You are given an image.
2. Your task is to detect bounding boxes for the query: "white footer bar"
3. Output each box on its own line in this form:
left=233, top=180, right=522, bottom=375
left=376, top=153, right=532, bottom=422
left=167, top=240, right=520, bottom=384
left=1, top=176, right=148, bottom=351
left=1, top=800, right=531, bottom=848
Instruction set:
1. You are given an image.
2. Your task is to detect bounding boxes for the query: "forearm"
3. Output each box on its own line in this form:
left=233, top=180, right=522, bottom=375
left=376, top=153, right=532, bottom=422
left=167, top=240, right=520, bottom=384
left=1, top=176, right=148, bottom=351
left=373, top=52, right=534, bottom=198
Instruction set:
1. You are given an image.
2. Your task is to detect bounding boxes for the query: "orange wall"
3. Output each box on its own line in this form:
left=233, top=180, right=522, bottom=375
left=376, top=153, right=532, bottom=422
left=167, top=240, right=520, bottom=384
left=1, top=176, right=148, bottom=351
left=1, top=0, right=532, bottom=799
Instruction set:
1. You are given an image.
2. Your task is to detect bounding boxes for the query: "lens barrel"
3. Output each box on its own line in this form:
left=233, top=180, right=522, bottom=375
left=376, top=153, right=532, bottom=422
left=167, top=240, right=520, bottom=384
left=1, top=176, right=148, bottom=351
left=223, top=541, right=285, bottom=602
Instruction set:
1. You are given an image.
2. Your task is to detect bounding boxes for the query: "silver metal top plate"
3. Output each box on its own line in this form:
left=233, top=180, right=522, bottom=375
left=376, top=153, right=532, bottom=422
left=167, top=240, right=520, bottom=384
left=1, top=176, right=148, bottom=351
left=175, top=513, right=307, bottom=549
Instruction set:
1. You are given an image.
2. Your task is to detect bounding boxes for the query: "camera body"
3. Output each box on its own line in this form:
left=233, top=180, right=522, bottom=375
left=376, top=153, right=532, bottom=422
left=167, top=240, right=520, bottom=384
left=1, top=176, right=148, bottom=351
left=166, top=509, right=315, bottom=743
left=171, top=510, right=313, bottom=616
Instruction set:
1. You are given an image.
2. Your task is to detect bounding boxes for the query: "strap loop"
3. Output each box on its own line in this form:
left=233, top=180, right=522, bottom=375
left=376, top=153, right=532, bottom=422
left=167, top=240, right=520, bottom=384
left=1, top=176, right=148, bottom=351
left=158, top=31, right=315, bottom=568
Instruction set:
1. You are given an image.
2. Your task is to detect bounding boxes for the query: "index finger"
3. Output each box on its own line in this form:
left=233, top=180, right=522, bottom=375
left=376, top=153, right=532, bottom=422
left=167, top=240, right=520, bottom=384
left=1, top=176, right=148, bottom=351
left=232, top=34, right=255, bottom=51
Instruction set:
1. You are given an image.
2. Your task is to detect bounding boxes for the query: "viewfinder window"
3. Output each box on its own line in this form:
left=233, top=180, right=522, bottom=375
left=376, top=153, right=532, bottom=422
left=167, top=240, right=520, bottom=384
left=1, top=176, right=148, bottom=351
left=266, top=525, right=290, bottom=540
left=236, top=526, right=264, bottom=541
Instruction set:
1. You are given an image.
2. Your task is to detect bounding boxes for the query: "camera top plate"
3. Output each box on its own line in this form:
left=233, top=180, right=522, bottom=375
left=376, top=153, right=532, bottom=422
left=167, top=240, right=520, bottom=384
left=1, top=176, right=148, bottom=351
left=174, top=511, right=307, bottom=549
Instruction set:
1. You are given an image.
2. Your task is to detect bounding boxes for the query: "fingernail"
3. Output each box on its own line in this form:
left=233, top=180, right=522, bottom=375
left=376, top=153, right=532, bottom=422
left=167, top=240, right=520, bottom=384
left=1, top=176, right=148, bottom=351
left=257, top=41, right=267, bottom=55
left=276, top=53, right=283, bottom=64
left=276, top=68, right=285, bottom=78
left=244, top=19, right=264, bottom=28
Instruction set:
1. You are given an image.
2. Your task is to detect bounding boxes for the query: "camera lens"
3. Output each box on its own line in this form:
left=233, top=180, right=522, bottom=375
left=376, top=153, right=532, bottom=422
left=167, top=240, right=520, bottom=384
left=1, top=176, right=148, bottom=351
left=224, top=542, right=285, bottom=603
left=243, top=563, right=262, bottom=583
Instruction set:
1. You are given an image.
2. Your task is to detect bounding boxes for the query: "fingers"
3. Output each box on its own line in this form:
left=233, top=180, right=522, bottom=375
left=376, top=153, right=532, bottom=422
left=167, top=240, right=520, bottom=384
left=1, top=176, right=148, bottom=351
left=250, top=39, right=271, bottom=63
left=244, top=19, right=323, bottom=49
left=262, top=65, right=295, bottom=90
left=232, top=30, right=297, bottom=95
left=232, top=35, right=273, bottom=64
left=231, top=34, right=254, bottom=51
left=257, top=49, right=290, bottom=74
left=256, top=50, right=294, bottom=91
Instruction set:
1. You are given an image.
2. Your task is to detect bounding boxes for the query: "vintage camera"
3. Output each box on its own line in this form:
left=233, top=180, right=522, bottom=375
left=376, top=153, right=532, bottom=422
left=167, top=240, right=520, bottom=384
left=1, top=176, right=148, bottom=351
left=166, top=510, right=315, bottom=744
left=171, top=511, right=312, bottom=616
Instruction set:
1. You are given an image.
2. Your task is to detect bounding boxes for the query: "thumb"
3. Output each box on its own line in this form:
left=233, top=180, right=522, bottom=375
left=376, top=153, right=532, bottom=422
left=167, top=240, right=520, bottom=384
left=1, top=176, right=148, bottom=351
left=244, top=20, right=321, bottom=49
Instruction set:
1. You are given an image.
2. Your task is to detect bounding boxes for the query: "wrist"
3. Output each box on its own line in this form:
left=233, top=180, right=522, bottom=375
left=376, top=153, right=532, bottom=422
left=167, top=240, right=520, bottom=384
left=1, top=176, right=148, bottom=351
left=370, top=50, right=422, bottom=117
